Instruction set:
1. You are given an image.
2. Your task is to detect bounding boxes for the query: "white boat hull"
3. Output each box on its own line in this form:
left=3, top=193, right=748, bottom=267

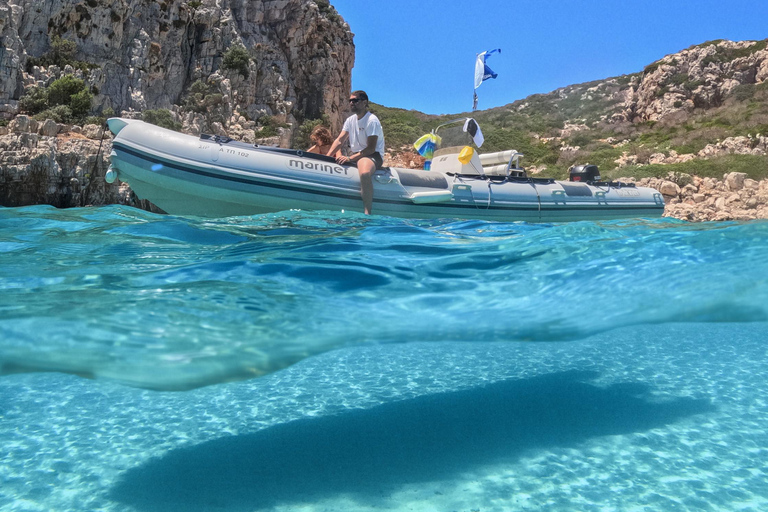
left=107, top=118, right=665, bottom=221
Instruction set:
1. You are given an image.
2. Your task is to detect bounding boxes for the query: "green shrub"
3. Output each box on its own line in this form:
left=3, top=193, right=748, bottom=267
left=729, top=83, right=756, bottom=102
left=698, top=39, right=725, bottom=49
left=577, top=145, right=624, bottom=171
left=206, top=93, right=223, bottom=107
left=703, top=116, right=732, bottom=128
left=568, top=131, right=599, bottom=148
left=257, top=126, right=278, bottom=138
left=83, top=107, right=116, bottom=127
left=480, top=128, right=559, bottom=166
left=69, top=89, right=93, bottom=118
left=221, top=44, right=251, bottom=78
left=33, top=105, right=73, bottom=123
left=670, top=73, right=689, bottom=86
left=256, top=116, right=283, bottom=138
left=50, top=37, right=77, bottom=63
left=48, top=75, right=87, bottom=106
left=142, top=109, right=182, bottom=131
left=19, top=74, right=92, bottom=123
left=84, top=116, right=104, bottom=126
left=314, top=0, right=341, bottom=21
left=48, top=75, right=92, bottom=123
left=183, top=79, right=222, bottom=113
left=18, top=86, right=49, bottom=115
left=683, top=79, right=704, bottom=92
left=189, top=79, right=210, bottom=96
left=718, top=40, right=768, bottom=61
left=644, top=61, right=661, bottom=75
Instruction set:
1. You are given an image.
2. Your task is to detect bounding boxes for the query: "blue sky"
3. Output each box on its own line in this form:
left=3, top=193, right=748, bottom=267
left=330, top=0, right=768, bottom=115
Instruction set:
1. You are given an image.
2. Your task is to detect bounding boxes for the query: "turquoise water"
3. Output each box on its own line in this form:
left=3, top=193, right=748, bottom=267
left=1, top=205, right=768, bottom=511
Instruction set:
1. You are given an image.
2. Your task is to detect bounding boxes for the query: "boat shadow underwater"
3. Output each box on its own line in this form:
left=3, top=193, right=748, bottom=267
left=110, top=370, right=712, bottom=512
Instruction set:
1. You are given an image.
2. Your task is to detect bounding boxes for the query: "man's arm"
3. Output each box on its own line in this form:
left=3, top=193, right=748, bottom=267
left=326, top=130, right=349, bottom=158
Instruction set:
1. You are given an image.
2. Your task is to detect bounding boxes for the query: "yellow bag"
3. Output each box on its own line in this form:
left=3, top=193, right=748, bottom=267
left=458, top=146, right=474, bottom=164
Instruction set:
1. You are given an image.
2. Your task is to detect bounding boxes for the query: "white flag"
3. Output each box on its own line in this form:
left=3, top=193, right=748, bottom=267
left=474, top=49, right=501, bottom=89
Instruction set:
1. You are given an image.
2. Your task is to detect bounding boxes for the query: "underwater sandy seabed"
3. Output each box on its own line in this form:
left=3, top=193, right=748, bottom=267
left=1, top=322, right=768, bottom=512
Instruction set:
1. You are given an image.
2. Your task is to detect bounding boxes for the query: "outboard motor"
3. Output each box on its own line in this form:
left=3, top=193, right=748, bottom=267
left=569, top=164, right=601, bottom=182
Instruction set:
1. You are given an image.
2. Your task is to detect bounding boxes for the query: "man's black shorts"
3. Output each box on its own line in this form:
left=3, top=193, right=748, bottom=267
left=356, top=152, right=384, bottom=169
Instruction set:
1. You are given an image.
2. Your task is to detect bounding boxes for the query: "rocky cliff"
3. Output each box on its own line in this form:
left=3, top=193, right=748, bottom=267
left=0, top=0, right=354, bottom=135
left=522, top=39, right=768, bottom=125
left=626, top=39, right=768, bottom=122
left=0, top=0, right=354, bottom=208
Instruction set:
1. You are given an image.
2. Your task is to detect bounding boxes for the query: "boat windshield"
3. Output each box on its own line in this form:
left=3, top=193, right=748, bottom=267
left=432, top=118, right=482, bottom=151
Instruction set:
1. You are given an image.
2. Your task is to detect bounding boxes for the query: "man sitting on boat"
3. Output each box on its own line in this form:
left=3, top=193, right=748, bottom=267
left=326, top=90, right=386, bottom=215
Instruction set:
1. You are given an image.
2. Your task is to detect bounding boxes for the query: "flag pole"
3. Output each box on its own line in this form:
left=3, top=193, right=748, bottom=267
left=473, top=53, right=479, bottom=111
left=473, top=49, right=501, bottom=113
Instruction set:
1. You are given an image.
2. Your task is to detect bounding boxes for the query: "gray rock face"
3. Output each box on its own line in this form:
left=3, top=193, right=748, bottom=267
left=625, top=40, right=768, bottom=122
left=0, top=125, right=128, bottom=208
left=0, top=0, right=354, bottom=134
left=0, top=0, right=354, bottom=209
left=0, top=2, right=25, bottom=108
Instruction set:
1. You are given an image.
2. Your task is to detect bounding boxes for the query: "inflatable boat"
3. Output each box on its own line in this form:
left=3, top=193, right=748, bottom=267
left=105, top=117, right=665, bottom=221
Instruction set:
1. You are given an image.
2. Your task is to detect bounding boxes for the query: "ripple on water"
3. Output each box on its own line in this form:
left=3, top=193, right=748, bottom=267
left=0, top=205, right=767, bottom=389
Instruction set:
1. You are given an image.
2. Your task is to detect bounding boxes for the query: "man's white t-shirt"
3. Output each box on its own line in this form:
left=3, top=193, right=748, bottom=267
left=343, top=111, right=385, bottom=155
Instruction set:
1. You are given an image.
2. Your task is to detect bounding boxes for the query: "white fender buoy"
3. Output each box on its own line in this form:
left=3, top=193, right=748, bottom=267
left=105, top=166, right=118, bottom=184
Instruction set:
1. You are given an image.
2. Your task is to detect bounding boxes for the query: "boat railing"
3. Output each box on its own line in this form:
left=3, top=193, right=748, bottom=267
left=479, top=150, right=526, bottom=178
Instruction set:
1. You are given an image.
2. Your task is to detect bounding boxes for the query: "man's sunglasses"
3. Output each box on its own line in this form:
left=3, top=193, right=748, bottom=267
left=349, top=98, right=363, bottom=103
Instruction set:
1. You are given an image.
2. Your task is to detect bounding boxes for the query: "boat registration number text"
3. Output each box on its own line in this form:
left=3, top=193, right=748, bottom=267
left=615, top=188, right=640, bottom=197
left=198, top=144, right=251, bottom=158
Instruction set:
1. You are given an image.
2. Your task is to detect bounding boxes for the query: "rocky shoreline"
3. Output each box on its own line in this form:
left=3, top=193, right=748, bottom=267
left=628, top=174, right=768, bottom=222
left=0, top=117, right=129, bottom=209
left=1, top=116, right=767, bottom=222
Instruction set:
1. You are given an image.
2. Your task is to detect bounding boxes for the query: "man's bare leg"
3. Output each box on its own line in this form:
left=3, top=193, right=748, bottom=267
left=358, top=157, right=375, bottom=214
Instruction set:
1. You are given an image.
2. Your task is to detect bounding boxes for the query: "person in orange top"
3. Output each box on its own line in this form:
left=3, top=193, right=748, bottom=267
left=307, top=126, right=340, bottom=158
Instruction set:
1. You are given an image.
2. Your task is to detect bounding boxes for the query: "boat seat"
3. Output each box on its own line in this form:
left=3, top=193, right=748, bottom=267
left=396, top=168, right=449, bottom=189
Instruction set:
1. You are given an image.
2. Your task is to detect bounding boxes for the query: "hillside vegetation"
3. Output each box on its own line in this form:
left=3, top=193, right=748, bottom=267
left=371, top=39, right=768, bottom=182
